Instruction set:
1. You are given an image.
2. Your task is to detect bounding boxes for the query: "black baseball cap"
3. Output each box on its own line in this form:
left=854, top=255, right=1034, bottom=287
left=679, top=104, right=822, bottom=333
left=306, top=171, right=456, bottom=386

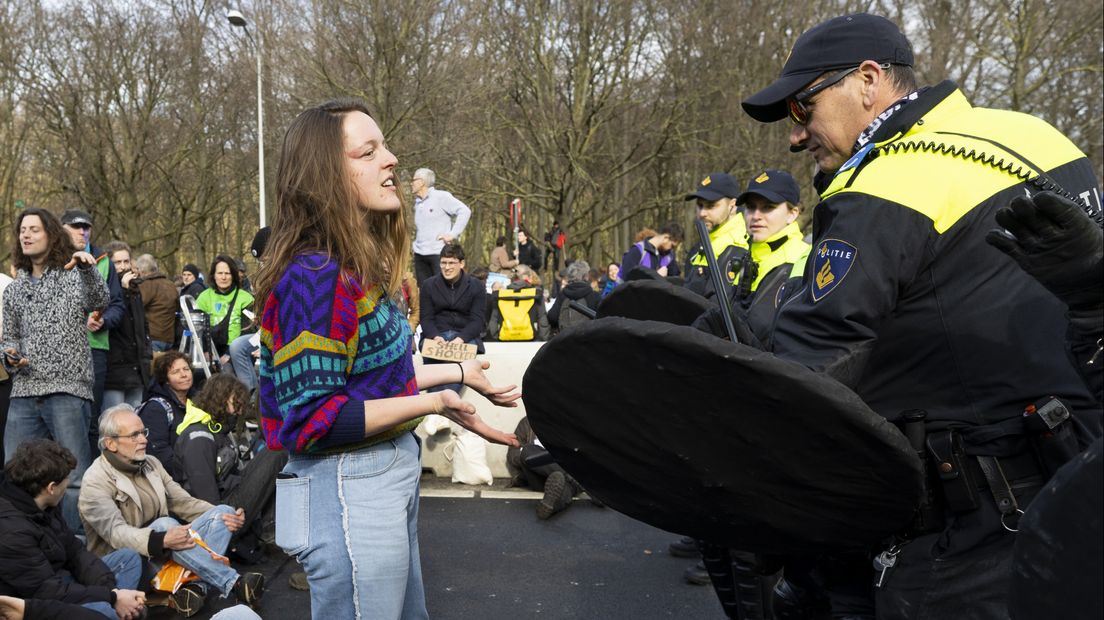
left=60, top=209, right=94, bottom=227
left=251, top=226, right=271, bottom=259
left=742, top=14, right=914, bottom=123
left=737, top=170, right=801, bottom=206
left=685, top=173, right=741, bottom=202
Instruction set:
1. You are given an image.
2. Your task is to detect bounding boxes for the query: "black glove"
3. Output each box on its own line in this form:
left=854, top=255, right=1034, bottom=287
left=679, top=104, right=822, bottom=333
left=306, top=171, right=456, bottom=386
left=986, top=191, right=1103, bottom=310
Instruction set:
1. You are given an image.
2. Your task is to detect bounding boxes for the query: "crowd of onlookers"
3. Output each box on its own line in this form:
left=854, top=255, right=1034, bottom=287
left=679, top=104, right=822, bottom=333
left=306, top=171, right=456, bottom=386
left=1, top=207, right=278, bottom=618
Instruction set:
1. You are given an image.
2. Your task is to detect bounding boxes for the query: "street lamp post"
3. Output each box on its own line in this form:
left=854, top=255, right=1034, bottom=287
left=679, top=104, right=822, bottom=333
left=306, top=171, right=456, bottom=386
left=227, top=9, right=266, bottom=229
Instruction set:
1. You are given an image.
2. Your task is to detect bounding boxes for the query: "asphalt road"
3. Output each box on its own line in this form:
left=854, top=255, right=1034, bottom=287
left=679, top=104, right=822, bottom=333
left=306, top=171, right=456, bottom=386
left=152, top=486, right=722, bottom=619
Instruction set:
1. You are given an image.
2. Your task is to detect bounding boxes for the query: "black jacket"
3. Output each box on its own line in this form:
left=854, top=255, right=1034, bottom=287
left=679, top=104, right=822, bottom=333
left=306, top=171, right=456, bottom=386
left=180, top=280, right=206, bottom=301
left=419, top=272, right=487, bottom=344
left=105, top=280, right=152, bottom=391
left=772, top=81, right=1101, bottom=442
left=548, top=281, right=599, bottom=330
left=0, top=474, right=115, bottom=605
left=517, top=242, right=542, bottom=271
left=173, top=419, right=241, bottom=505
left=138, top=381, right=190, bottom=481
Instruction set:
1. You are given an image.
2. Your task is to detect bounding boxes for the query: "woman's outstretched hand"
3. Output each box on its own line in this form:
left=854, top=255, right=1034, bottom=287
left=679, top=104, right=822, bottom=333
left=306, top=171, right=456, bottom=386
left=460, top=359, right=522, bottom=407
left=434, top=390, right=520, bottom=447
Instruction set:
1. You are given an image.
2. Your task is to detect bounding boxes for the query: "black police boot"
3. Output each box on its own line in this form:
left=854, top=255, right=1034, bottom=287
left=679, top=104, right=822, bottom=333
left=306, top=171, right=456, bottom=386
left=684, top=560, right=711, bottom=586
left=669, top=536, right=699, bottom=558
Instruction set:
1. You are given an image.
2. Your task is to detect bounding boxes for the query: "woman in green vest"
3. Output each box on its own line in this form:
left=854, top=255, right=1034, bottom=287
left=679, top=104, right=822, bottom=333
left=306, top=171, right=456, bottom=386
left=194, top=254, right=254, bottom=359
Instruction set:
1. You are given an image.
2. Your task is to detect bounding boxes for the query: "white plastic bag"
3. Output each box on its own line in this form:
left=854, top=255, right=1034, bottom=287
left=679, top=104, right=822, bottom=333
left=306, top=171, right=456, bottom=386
left=448, top=426, right=494, bottom=486
left=421, top=414, right=450, bottom=435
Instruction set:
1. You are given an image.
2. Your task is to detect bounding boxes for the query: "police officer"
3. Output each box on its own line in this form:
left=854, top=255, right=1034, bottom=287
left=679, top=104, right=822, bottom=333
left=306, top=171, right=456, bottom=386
left=741, top=13, right=1102, bottom=620
left=683, top=173, right=749, bottom=297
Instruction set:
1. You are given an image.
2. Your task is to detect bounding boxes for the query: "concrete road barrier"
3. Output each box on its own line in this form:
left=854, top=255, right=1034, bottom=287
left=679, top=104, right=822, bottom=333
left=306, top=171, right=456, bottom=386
left=415, top=341, right=545, bottom=479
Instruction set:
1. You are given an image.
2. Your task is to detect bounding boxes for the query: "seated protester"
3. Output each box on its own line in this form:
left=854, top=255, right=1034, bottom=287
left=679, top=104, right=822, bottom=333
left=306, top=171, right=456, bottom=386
left=598, top=262, right=622, bottom=298
left=619, top=222, right=683, bottom=279
left=683, top=173, right=750, bottom=297
left=193, top=255, right=254, bottom=361
left=419, top=244, right=487, bottom=352
left=78, top=404, right=264, bottom=617
left=735, top=170, right=811, bottom=343
left=174, top=374, right=286, bottom=505
left=547, top=260, right=599, bottom=334
left=138, top=351, right=194, bottom=480
left=505, top=417, right=584, bottom=520
left=173, top=374, right=251, bottom=504
left=0, top=596, right=260, bottom=620
left=173, top=374, right=287, bottom=559
left=487, top=265, right=551, bottom=341
left=419, top=244, right=487, bottom=393
left=0, top=440, right=146, bottom=620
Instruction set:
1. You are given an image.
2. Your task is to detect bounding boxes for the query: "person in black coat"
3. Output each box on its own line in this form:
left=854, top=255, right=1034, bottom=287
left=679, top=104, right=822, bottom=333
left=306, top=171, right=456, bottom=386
left=137, top=351, right=195, bottom=481
left=548, top=260, right=599, bottom=333
left=0, top=440, right=145, bottom=619
left=516, top=229, right=542, bottom=272
left=419, top=244, right=487, bottom=352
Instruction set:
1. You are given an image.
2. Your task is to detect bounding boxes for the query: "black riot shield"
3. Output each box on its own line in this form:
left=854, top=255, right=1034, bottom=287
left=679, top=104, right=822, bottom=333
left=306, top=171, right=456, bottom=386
left=597, top=280, right=712, bottom=326
left=1009, top=437, right=1103, bottom=620
left=523, top=317, right=923, bottom=554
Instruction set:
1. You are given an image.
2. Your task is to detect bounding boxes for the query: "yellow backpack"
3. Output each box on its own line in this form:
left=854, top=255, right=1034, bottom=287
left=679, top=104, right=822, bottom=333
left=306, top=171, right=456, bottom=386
left=496, top=287, right=538, bottom=341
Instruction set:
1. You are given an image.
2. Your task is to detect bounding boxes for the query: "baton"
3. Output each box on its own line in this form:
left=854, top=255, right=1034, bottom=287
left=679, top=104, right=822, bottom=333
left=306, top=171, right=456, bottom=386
left=567, top=300, right=597, bottom=320
left=695, top=219, right=739, bottom=343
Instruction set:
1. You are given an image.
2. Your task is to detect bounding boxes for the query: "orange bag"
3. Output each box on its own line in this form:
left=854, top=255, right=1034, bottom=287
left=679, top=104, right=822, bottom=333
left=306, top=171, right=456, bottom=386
left=150, top=529, right=230, bottom=595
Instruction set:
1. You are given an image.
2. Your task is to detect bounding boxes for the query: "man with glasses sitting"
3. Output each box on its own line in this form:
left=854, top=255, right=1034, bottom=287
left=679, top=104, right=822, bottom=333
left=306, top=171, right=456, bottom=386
left=78, top=404, right=264, bottom=617
left=418, top=244, right=487, bottom=392
left=741, top=12, right=1101, bottom=620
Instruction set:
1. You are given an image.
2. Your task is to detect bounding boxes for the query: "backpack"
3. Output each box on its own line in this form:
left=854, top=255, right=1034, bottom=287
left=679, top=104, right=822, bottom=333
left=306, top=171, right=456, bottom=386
left=555, top=298, right=589, bottom=335
left=496, top=287, right=539, bottom=341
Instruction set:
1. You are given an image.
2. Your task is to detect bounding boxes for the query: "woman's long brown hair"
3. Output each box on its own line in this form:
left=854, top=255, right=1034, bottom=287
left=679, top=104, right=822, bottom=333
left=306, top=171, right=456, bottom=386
left=13, top=208, right=76, bottom=273
left=255, top=99, right=410, bottom=307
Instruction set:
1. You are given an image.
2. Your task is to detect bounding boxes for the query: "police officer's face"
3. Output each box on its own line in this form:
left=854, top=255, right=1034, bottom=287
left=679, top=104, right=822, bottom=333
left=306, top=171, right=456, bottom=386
left=743, top=196, right=798, bottom=243
left=788, top=70, right=873, bottom=174
left=696, top=197, right=736, bottom=229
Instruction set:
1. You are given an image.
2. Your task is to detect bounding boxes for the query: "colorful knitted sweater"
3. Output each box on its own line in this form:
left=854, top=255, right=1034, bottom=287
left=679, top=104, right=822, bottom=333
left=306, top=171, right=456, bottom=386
left=259, top=254, right=419, bottom=454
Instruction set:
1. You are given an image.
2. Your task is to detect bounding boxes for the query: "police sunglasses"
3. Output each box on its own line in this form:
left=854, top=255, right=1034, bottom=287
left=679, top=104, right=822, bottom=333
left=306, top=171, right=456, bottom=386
left=787, top=63, right=890, bottom=125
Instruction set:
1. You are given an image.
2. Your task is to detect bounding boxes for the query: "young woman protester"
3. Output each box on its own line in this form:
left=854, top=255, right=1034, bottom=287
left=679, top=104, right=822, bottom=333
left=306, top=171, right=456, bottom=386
left=254, top=99, right=520, bottom=619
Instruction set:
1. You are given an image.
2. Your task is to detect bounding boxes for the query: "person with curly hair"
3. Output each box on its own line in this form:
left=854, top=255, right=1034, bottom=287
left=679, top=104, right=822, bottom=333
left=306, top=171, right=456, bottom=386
left=2, top=208, right=109, bottom=533
left=173, top=373, right=286, bottom=561
left=137, top=350, right=195, bottom=480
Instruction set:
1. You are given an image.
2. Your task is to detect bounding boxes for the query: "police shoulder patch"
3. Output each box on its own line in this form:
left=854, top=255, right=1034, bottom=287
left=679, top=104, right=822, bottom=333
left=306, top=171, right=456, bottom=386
left=810, top=239, right=857, bottom=302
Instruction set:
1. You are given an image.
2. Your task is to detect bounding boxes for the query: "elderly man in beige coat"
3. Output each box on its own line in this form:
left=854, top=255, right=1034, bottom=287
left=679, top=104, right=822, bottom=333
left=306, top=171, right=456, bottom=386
left=78, top=404, right=263, bottom=617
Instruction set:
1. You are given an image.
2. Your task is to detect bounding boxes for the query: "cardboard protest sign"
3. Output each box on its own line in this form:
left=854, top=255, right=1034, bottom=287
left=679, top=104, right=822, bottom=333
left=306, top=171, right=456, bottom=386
left=421, top=339, right=478, bottom=361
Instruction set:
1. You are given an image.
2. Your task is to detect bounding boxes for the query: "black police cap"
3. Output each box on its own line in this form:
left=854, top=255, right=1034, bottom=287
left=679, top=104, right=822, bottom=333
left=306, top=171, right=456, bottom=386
left=742, top=13, right=914, bottom=123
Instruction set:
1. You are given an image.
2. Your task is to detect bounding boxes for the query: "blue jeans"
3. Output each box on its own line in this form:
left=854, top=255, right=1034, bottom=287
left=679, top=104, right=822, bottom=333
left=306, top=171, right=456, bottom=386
left=151, top=340, right=174, bottom=353
left=227, top=335, right=258, bottom=392
left=276, top=432, right=427, bottom=620
left=149, top=505, right=240, bottom=596
left=81, top=549, right=143, bottom=618
left=4, top=394, right=92, bottom=533
left=102, top=387, right=144, bottom=411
